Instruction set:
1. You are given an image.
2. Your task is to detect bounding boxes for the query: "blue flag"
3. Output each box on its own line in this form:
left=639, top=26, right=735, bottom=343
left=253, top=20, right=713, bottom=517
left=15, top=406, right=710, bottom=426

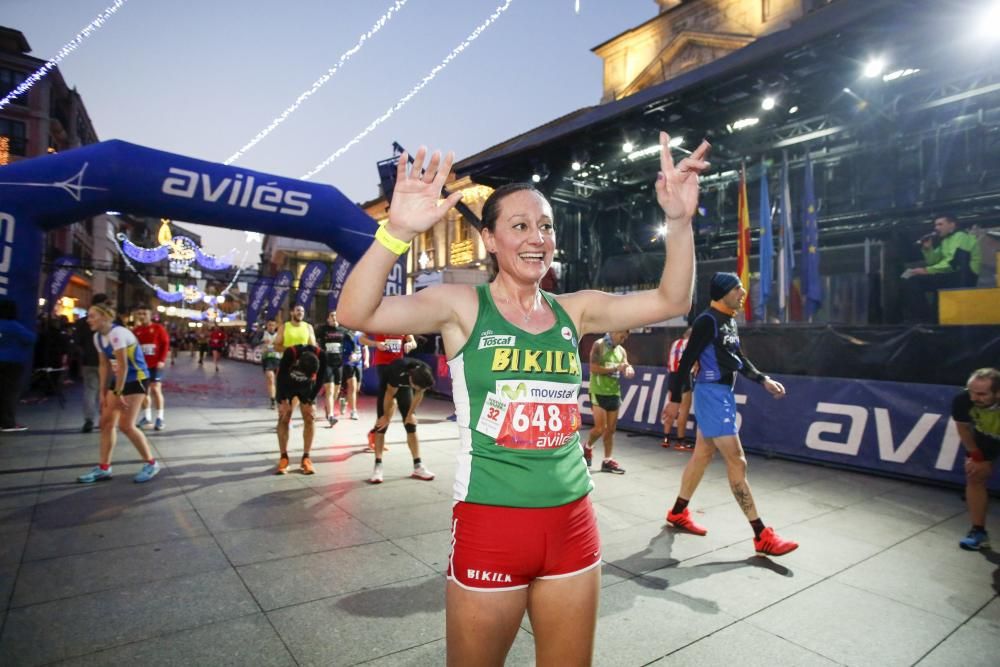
left=800, top=153, right=822, bottom=319
left=777, top=153, right=795, bottom=321
left=757, top=158, right=773, bottom=321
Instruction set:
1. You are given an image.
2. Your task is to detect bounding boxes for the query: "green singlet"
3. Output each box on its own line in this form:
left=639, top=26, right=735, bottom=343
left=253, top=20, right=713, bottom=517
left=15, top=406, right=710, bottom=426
left=447, top=283, right=593, bottom=508
left=589, top=336, right=626, bottom=397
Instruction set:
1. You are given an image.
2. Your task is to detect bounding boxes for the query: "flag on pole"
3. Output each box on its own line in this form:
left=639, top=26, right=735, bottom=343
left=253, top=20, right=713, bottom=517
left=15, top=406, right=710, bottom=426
left=736, top=163, right=753, bottom=321
left=777, top=152, right=795, bottom=321
left=757, top=158, right=773, bottom=322
left=800, top=152, right=822, bottom=319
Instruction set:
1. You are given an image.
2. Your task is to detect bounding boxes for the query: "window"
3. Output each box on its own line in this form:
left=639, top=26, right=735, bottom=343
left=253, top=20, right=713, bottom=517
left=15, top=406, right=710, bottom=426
left=0, top=68, right=28, bottom=106
left=0, top=119, right=27, bottom=155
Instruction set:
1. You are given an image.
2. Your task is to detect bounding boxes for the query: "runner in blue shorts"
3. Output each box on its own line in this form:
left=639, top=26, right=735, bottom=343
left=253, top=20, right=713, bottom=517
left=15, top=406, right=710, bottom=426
left=664, top=272, right=798, bottom=556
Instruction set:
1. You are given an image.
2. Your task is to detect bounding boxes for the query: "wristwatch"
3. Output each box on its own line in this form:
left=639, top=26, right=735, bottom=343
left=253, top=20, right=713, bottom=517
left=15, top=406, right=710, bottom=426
left=112, top=388, right=123, bottom=396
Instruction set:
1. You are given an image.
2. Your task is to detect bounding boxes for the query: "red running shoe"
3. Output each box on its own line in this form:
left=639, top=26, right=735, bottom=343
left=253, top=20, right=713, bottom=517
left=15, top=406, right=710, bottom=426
left=753, top=527, right=798, bottom=556
left=666, top=508, right=708, bottom=536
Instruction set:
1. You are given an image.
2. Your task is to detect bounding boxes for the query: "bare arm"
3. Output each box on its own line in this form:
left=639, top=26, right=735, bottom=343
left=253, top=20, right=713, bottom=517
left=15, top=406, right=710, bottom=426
left=558, top=132, right=708, bottom=336
left=307, top=324, right=317, bottom=347
left=956, top=422, right=981, bottom=454
left=274, top=326, right=285, bottom=353
left=338, top=147, right=465, bottom=339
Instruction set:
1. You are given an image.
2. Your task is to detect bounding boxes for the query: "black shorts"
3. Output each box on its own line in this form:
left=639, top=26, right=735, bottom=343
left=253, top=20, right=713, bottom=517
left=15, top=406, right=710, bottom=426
left=322, top=364, right=343, bottom=386
left=592, top=393, right=621, bottom=412
left=976, top=439, right=1000, bottom=462
left=262, top=357, right=280, bottom=372
left=342, top=365, right=361, bottom=383
left=376, top=378, right=413, bottom=419
left=108, top=380, right=148, bottom=396
left=276, top=386, right=316, bottom=405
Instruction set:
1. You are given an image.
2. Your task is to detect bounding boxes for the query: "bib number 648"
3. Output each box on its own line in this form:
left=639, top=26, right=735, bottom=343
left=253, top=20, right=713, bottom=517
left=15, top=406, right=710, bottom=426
left=510, top=403, right=563, bottom=433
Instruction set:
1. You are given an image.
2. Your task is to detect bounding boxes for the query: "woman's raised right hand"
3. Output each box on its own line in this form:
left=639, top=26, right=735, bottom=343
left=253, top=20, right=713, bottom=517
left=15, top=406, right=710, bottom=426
left=386, top=146, right=464, bottom=240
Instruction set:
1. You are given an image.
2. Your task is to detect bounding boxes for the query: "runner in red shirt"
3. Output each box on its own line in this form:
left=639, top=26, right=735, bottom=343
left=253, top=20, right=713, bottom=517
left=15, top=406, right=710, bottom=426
left=208, top=323, right=226, bottom=372
left=132, top=305, right=170, bottom=431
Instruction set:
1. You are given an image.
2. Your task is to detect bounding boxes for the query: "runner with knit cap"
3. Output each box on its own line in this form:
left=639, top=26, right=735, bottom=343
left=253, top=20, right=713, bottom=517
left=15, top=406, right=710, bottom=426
left=337, top=132, right=707, bottom=665
left=665, top=272, right=798, bottom=556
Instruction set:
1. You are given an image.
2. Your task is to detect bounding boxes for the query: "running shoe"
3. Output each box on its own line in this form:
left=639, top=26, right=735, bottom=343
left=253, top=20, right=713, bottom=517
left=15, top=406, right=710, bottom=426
left=154, top=418, right=164, bottom=431
left=662, top=437, right=672, bottom=449
left=959, top=529, right=990, bottom=551
left=666, top=508, right=708, bottom=536
left=136, top=416, right=150, bottom=429
left=753, top=527, right=799, bottom=556
left=275, top=454, right=290, bottom=475
left=78, top=466, right=113, bottom=484
left=673, top=439, right=695, bottom=452
left=350, top=410, right=359, bottom=420
left=411, top=464, right=435, bottom=481
left=339, top=397, right=347, bottom=415
left=583, top=444, right=593, bottom=468
left=328, top=415, right=338, bottom=427
left=601, top=459, right=626, bottom=474
left=368, top=463, right=384, bottom=484
left=300, top=457, right=315, bottom=475
left=81, top=420, right=94, bottom=433
left=133, top=461, right=161, bottom=483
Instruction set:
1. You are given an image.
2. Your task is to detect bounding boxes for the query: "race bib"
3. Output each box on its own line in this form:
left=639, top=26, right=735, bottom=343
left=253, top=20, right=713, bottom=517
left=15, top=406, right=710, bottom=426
left=142, top=343, right=157, bottom=356
left=490, top=380, right=580, bottom=449
left=350, top=351, right=362, bottom=363
left=325, top=342, right=342, bottom=354
left=385, top=338, right=402, bottom=353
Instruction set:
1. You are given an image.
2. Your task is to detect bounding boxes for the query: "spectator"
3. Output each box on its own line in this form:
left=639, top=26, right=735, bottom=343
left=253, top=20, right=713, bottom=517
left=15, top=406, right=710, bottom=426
left=0, top=300, right=37, bottom=432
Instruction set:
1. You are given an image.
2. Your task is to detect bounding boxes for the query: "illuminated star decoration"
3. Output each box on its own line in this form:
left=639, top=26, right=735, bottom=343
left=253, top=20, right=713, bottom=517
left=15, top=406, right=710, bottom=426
left=111, top=220, right=248, bottom=313
left=223, top=0, right=410, bottom=165
left=301, top=0, right=515, bottom=179
left=0, top=0, right=132, bottom=111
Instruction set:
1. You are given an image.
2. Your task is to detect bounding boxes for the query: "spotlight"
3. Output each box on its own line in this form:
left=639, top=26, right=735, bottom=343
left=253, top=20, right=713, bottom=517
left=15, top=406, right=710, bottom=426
left=668, top=136, right=684, bottom=148
left=531, top=173, right=541, bottom=183
left=761, top=96, right=776, bottom=110
left=571, top=161, right=582, bottom=171
left=863, top=57, right=886, bottom=79
left=622, top=141, right=634, bottom=153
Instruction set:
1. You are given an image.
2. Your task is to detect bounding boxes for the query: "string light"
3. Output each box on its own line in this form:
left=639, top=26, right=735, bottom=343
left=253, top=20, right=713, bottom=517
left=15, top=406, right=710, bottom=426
left=301, top=0, right=514, bottom=180
left=0, top=0, right=131, bottom=111
left=223, top=0, right=410, bottom=165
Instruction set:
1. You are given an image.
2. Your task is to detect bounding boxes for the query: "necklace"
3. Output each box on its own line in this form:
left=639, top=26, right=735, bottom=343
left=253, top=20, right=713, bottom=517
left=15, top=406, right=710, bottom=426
left=493, top=285, right=541, bottom=323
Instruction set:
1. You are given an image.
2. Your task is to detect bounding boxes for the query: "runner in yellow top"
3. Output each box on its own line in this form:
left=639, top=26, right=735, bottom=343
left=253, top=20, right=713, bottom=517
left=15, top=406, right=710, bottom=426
left=275, top=304, right=316, bottom=351
left=338, top=133, right=707, bottom=666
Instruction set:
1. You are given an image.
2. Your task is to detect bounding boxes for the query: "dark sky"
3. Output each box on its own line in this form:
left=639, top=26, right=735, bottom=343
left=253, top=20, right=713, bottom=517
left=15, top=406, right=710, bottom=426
left=5, top=0, right=654, bottom=256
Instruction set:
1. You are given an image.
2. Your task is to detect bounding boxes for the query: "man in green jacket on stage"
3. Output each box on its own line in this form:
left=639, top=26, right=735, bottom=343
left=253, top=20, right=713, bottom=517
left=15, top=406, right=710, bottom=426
left=901, top=214, right=980, bottom=323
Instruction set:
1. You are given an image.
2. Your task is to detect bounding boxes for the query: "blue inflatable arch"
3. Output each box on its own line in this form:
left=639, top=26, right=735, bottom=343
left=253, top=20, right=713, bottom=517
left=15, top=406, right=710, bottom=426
left=0, top=140, right=378, bottom=337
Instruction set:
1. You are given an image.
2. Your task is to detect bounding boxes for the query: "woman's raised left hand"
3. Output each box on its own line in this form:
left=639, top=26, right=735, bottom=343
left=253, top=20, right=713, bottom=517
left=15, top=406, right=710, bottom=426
left=386, top=147, right=464, bottom=239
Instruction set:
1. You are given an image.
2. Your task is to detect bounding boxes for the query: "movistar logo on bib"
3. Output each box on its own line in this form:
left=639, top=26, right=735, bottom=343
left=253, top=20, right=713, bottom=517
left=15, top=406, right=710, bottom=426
left=478, top=334, right=516, bottom=350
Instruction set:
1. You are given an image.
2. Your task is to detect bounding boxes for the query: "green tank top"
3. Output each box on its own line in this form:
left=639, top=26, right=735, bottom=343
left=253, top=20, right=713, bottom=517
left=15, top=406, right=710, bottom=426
left=283, top=322, right=311, bottom=348
left=447, top=283, right=592, bottom=508
left=589, top=336, right=626, bottom=397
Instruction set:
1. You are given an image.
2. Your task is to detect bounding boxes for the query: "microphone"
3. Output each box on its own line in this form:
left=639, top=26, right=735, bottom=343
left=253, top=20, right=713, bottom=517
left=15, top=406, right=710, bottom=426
left=916, top=232, right=936, bottom=246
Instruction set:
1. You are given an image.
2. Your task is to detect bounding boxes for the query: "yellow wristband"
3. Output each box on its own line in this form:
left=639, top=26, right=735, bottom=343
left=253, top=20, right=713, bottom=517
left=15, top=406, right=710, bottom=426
left=375, top=225, right=411, bottom=255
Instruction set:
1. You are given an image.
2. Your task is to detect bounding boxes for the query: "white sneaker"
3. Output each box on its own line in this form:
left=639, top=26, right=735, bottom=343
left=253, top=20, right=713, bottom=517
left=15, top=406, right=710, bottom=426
left=411, top=464, right=435, bottom=481
left=350, top=410, right=359, bottom=420
left=368, top=464, right=384, bottom=484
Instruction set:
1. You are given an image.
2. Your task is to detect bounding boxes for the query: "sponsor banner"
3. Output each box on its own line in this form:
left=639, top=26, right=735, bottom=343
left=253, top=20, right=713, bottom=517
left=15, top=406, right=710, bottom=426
left=578, top=365, right=983, bottom=490
left=44, top=255, right=78, bottom=311
left=266, top=270, right=293, bottom=319
left=227, top=343, right=263, bottom=364
left=294, top=260, right=327, bottom=309
left=245, top=277, right=273, bottom=327
left=327, top=256, right=352, bottom=312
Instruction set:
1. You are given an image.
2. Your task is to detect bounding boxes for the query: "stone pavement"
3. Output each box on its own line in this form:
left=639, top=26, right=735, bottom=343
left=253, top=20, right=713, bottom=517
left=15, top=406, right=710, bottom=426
left=0, top=353, right=998, bottom=666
